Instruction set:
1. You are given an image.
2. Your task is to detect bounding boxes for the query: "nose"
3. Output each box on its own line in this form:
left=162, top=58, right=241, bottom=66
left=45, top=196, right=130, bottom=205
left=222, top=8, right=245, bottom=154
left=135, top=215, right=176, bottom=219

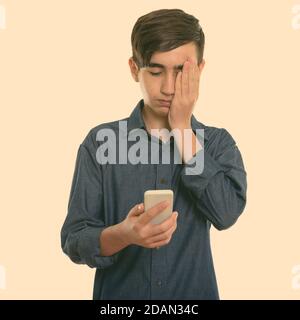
left=160, top=72, right=176, bottom=97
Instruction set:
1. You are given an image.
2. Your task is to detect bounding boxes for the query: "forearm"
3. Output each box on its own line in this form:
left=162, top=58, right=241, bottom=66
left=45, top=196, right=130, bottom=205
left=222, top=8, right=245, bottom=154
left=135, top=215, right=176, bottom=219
left=179, top=128, right=247, bottom=230
left=99, top=222, right=129, bottom=256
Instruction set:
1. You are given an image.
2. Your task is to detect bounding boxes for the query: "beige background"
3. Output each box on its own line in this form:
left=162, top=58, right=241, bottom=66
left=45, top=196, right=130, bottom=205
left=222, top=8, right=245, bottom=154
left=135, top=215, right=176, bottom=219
left=0, top=0, right=299, bottom=299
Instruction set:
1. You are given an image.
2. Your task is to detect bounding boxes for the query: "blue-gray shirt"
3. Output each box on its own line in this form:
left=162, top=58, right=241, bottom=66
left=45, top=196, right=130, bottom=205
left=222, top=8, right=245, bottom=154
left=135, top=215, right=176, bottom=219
left=60, top=99, right=247, bottom=300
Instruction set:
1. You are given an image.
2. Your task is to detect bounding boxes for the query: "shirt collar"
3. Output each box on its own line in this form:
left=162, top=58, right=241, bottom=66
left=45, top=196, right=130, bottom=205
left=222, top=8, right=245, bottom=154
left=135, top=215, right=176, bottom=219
left=127, top=98, right=208, bottom=142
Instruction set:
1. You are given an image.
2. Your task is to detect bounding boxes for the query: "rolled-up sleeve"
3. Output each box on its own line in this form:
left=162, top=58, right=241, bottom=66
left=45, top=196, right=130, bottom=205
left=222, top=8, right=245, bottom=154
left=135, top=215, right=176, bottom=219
left=180, top=128, right=247, bottom=230
left=61, top=133, right=120, bottom=269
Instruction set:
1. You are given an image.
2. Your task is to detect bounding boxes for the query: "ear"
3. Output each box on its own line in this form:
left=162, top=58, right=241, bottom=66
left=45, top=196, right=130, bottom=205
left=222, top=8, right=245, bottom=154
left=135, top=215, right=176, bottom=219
left=128, top=57, right=139, bottom=82
left=198, top=59, right=205, bottom=72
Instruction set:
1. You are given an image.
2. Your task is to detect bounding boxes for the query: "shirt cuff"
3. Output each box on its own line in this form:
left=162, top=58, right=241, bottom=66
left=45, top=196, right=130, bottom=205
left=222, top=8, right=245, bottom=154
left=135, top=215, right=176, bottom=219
left=77, top=227, right=120, bottom=269
left=181, top=148, right=224, bottom=194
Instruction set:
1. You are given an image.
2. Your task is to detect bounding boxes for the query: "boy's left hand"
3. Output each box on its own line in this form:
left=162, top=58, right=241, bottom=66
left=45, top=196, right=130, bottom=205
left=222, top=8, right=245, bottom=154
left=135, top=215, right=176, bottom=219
left=168, top=57, right=205, bottom=129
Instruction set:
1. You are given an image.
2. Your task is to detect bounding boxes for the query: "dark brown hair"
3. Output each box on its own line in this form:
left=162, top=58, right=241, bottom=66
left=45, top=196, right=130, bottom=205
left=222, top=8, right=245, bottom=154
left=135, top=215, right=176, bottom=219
left=131, top=9, right=205, bottom=69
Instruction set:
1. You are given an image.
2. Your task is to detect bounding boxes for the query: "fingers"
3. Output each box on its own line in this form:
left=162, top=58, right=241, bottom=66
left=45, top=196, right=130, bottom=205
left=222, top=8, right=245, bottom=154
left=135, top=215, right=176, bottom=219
left=175, top=57, right=203, bottom=103
left=188, top=57, right=201, bottom=100
left=146, top=220, right=177, bottom=245
left=182, top=60, right=189, bottom=97
left=130, top=203, right=144, bottom=216
left=189, top=61, right=196, bottom=96
left=175, top=70, right=182, bottom=99
left=148, top=211, right=178, bottom=237
left=137, top=203, right=144, bottom=213
left=147, top=219, right=177, bottom=248
left=139, top=200, right=170, bottom=225
left=190, top=58, right=198, bottom=97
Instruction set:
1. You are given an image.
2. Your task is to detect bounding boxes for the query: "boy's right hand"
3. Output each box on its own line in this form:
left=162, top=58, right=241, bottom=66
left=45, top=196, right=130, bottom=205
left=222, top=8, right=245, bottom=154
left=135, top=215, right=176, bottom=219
left=119, top=201, right=178, bottom=249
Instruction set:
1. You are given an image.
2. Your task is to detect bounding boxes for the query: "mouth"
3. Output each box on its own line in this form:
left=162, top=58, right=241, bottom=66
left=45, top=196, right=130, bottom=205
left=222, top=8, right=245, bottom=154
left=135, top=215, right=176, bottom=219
left=157, top=99, right=172, bottom=107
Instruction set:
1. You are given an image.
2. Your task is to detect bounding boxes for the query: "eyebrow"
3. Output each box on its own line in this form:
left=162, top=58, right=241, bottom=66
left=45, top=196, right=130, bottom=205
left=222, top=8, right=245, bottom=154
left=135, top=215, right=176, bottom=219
left=146, top=62, right=184, bottom=71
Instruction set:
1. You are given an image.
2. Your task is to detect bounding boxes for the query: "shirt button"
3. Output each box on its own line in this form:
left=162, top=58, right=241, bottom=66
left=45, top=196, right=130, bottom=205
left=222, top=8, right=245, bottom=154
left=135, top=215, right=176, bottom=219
left=157, top=280, right=162, bottom=287
left=160, top=178, right=167, bottom=184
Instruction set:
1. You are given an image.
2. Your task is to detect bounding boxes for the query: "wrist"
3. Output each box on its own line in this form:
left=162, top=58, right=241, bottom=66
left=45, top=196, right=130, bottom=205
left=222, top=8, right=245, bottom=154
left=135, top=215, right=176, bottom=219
left=170, top=122, right=191, bottom=131
left=117, top=222, right=131, bottom=246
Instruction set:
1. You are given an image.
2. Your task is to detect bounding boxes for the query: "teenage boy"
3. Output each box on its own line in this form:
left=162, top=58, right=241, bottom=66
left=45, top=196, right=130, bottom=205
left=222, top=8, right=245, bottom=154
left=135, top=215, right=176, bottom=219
left=61, top=8, right=247, bottom=300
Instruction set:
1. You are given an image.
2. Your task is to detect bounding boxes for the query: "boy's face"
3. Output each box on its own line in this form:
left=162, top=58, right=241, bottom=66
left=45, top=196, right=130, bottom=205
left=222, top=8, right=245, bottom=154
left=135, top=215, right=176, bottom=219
left=129, top=42, right=205, bottom=117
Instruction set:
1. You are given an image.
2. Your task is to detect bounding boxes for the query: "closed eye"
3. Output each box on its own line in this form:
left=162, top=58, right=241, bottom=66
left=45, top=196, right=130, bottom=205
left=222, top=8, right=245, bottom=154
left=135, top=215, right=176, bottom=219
left=149, top=71, right=180, bottom=77
left=149, top=72, right=162, bottom=76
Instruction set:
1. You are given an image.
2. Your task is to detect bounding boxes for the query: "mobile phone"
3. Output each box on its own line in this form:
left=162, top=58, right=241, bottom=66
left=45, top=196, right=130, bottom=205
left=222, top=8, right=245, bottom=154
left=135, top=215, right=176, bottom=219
left=144, top=189, right=174, bottom=224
